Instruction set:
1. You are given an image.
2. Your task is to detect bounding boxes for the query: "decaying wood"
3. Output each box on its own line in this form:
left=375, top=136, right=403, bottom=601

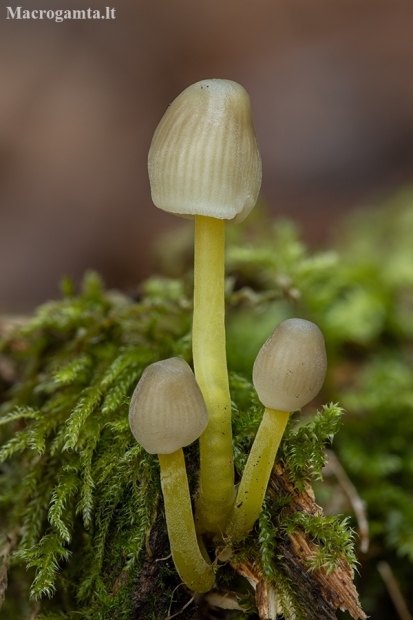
left=256, top=579, right=279, bottom=619
left=270, top=462, right=365, bottom=620
left=278, top=532, right=364, bottom=620
left=230, top=462, right=366, bottom=620
left=229, top=560, right=281, bottom=620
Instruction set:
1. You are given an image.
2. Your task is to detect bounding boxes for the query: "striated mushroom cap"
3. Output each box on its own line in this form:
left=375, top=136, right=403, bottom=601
left=148, top=79, right=262, bottom=224
left=128, top=357, right=209, bottom=454
left=252, top=318, right=327, bottom=411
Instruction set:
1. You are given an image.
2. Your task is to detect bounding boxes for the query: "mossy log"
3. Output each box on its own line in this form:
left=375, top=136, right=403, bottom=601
left=0, top=297, right=363, bottom=620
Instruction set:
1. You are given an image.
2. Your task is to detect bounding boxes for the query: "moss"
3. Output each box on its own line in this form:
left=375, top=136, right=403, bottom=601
left=3, top=189, right=413, bottom=618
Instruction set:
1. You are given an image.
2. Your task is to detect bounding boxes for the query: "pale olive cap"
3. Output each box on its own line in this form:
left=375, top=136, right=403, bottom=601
left=128, top=357, right=209, bottom=454
left=148, top=79, right=262, bottom=223
left=252, top=319, right=327, bottom=411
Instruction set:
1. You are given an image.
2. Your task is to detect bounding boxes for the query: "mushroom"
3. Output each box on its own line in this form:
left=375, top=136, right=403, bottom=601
left=128, top=357, right=214, bottom=592
left=225, top=318, right=327, bottom=541
left=148, top=79, right=262, bottom=534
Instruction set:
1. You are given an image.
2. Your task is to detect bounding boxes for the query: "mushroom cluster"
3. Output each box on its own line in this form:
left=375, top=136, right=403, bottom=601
left=128, top=80, right=328, bottom=593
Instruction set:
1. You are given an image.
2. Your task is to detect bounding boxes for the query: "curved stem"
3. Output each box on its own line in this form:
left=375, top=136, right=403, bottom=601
left=158, top=450, right=215, bottom=593
left=225, top=408, right=290, bottom=541
left=193, top=215, right=235, bottom=534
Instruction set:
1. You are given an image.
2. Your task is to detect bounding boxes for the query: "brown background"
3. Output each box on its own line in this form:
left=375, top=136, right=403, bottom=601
left=1, top=0, right=413, bottom=310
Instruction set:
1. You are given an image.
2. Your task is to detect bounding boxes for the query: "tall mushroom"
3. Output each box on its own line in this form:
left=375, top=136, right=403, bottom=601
left=128, top=357, right=215, bottom=592
left=226, top=319, right=327, bottom=541
left=148, top=79, right=262, bottom=534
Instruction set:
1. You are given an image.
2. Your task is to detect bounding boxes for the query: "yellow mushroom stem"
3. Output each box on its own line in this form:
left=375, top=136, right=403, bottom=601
left=158, top=449, right=215, bottom=593
left=193, top=215, right=235, bottom=535
left=225, top=408, right=290, bottom=542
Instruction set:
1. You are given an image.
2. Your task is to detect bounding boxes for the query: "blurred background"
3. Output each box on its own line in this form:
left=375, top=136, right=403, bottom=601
left=1, top=0, right=413, bottom=311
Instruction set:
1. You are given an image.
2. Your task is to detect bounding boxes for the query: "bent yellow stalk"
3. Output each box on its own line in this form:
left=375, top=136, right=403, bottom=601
left=128, top=357, right=214, bottom=592
left=193, top=215, right=235, bottom=534
left=225, top=408, right=289, bottom=541
left=158, top=450, right=215, bottom=592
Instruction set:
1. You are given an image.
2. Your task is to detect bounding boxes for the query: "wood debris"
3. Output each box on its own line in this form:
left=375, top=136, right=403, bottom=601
left=231, top=462, right=366, bottom=620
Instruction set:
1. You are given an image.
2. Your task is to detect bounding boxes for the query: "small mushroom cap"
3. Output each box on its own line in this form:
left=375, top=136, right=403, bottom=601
left=148, top=79, right=262, bottom=224
left=128, top=357, right=209, bottom=454
left=252, top=319, right=327, bottom=411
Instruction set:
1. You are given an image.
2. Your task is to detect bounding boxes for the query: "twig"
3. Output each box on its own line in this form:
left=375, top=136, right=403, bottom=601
left=0, top=526, right=20, bottom=609
left=29, top=601, right=41, bottom=620
left=378, top=561, right=413, bottom=620
left=326, top=449, right=369, bottom=553
left=166, top=584, right=195, bottom=620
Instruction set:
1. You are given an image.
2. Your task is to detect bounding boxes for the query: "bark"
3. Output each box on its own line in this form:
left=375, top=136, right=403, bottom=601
left=229, top=462, right=366, bottom=620
left=269, top=462, right=365, bottom=619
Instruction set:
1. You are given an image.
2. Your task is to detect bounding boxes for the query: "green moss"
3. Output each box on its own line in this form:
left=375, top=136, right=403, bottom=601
left=3, top=190, right=413, bottom=618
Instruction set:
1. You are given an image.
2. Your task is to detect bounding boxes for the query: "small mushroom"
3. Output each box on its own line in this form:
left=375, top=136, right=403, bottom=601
left=148, top=79, right=262, bottom=534
left=128, top=357, right=214, bottom=592
left=148, top=79, right=261, bottom=223
left=226, top=319, right=327, bottom=541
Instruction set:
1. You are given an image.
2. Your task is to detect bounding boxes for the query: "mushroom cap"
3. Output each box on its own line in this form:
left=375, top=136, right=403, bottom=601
left=148, top=79, right=262, bottom=224
left=128, top=357, right=209, bottom=454
left=252, top=319, right=327, bottom=411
